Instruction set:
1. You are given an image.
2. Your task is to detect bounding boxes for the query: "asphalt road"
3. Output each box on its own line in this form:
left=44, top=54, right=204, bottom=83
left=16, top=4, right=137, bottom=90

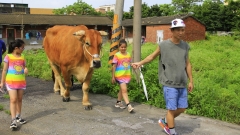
left=0, top=45, right=239, bottom=135
left=24, top=44, right=44, bottom=50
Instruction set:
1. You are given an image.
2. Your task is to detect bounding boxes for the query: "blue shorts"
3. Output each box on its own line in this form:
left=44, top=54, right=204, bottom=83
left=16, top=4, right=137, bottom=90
left=163, top=86, right=188, bottom=110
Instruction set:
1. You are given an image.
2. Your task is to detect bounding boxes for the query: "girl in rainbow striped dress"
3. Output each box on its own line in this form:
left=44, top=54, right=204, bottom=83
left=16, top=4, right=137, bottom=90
left=111, top=39, right=134, bottom=113
left=0, top=39, right=28, bottom=129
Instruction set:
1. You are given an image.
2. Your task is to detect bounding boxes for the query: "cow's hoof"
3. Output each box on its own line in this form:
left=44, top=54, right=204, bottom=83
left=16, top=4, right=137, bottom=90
left=62, top=97, right=70, bottom=102
left=54, top=90, right=60, bottom=95
left=84, top=105, right=92, bottom=110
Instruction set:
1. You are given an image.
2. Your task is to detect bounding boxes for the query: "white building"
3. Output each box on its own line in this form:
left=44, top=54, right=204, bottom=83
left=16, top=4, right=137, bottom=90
left=98, top=4, right=115, bottom=12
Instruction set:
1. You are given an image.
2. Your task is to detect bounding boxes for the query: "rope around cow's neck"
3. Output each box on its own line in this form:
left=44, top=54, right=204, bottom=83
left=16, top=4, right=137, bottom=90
left=83, top=43, right=103, bottom=61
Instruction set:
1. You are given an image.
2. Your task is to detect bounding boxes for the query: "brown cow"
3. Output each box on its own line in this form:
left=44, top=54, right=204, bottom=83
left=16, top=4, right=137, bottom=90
left=43, top=25, right=107, bottom=110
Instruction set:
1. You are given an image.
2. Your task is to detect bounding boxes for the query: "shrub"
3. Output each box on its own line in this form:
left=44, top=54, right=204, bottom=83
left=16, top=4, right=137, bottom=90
left=3, top=94, right=9, bottom=99
left=5, top=110, right=11, bottom=115
left=24, top=36, right=240, bottom=124
left=0, top=104, right=3, bottom=111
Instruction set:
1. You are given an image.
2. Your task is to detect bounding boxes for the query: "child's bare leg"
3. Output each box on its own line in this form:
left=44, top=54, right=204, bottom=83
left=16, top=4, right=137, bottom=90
left=117, top=89, right=123, bottom=101
left=8, top=90, right=18, bottom=119
left=119, top=83, right=130, bottom=104
left=16, top=90, right=24, bottom=116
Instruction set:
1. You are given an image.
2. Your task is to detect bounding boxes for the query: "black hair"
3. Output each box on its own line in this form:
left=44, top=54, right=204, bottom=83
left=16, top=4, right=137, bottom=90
left=118, top=39, right=127, bottom=47
left=170, top=27, right=184, bottom=31
left=8, top=39, right=25, bottom=54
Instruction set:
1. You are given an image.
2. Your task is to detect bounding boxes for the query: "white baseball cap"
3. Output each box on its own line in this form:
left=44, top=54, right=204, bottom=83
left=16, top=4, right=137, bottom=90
left=170, top=19, right=185, bottom=29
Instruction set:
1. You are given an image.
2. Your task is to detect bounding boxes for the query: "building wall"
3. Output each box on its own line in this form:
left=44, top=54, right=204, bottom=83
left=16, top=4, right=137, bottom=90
left=0, top=3, right=30, bottom=14
left=184, top=17, right=206, bottom=41
left=1, top=25, right=47, bottom=45
left=30, top=8, right=54, bottom=14
left=1, top=24, right=112, bottom=45
left=98, top=4, right=115, bottom=12
left=146, top=17, right=205, bottom=43
left=95, top=8, right=106, bottom=13
left=146, top=25, right=171, bottom=43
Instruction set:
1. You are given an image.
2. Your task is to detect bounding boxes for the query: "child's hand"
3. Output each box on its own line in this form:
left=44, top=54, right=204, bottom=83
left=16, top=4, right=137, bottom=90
left=24, top=67, right=28, bottom=75
left=111, top=77, right=116, bottom=84
left=0, top=83, right=4, bottom=93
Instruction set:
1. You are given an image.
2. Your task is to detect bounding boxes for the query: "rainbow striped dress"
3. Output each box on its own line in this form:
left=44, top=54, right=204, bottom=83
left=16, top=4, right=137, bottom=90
left=4, top=54, right=26, bottom=90
left=112, top=52, right=131, bottom=83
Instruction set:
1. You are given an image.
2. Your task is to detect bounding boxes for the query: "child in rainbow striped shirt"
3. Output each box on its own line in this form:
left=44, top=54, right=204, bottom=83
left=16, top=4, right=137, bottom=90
left=0, top=39, right=28, bottom=129
left=111, top=39, right=134, bottom=113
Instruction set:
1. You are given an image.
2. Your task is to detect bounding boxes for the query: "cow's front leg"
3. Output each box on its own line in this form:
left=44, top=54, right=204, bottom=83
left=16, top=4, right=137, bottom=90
left=82, top=70, right=93, bottom=110
left=61, top=68, right=72, bottom=102
left=82, top=81, right=92, bottom=110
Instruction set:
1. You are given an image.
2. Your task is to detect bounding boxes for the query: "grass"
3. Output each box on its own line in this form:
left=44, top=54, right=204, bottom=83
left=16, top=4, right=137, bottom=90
left=1, top=35, right=240, bottom=124
left=0, top=104, right=3, bottom=111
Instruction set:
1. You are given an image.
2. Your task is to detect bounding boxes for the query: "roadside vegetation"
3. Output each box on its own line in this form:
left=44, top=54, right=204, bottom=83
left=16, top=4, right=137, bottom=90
left=0, top=94, right=10, bottom=114
left=0, top=35, right=239, bottom=125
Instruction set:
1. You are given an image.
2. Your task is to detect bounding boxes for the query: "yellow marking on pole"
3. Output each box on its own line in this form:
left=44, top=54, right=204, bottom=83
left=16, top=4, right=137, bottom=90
left=113, top=14, right=118, bottom=24
left=109, top=14, right=122, bottom=65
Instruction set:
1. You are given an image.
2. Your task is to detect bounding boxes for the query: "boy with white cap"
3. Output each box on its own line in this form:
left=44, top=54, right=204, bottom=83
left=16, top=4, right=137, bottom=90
left=131, top=18, right=193, bottom=135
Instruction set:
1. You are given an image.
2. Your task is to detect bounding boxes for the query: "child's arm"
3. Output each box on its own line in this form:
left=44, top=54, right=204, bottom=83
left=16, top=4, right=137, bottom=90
left=24, top=58, right=28, bottom=75
left=24, top=67, right=28, bottom=75
left=111, top=64, right=117, bottom=84
left=0, top=62, right=8, bottom=88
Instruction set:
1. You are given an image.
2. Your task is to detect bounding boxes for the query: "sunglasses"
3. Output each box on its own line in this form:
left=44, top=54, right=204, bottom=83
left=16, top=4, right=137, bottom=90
left=19, top=47, right=25, bottom=50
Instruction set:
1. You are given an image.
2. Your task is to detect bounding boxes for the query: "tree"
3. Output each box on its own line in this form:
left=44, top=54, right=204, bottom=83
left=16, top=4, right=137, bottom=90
left=148, top=4, right=162, bottom=17
left=53, top=7, right=66, bottom=15
left=172, top=0, right=203, bottom=13
left=123, top=12, right=131, bottom=19
left=159, top=4, right=176, bottom=16
left=53, top=0, right=97, bottom=15
left=193, top=0, right=224, bottom=31
left=128, top=2, right=150, bottom=18
left=105, top=11, right=114, bottom=19
left=222, top=0, right=240, bottom=31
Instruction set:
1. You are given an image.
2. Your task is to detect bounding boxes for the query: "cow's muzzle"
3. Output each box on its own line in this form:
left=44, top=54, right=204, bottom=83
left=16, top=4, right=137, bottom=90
left=93, top=60, right=101, bottom=68
left=92, top=54, right=101, bottom=68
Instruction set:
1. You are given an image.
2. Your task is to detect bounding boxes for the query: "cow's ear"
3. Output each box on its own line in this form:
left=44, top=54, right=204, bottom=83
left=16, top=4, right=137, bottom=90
left=73, top=30, right=85, bottom=40
left=98, top=31, right=108, bottom=36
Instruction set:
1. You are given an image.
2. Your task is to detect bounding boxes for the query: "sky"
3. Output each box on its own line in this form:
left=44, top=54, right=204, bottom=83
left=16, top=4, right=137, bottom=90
left=4, top=0, right=172, bottom=11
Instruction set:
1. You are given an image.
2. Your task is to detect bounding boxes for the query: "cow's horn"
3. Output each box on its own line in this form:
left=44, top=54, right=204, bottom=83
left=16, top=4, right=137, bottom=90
left=73, top=30, right=85, bottom=36
left=99, top=31, right=108, bottom=36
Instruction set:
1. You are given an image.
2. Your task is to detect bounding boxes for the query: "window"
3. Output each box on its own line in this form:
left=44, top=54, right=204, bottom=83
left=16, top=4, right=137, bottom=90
left=0, top=29, right=2, bottom=38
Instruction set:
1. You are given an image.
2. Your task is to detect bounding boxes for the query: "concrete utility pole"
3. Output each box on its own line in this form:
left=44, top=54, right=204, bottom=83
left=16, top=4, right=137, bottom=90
left=133, top=0, right=142, bottom=62
left=21, top=14, right=23, bottom=39
left=21, top=0, right=24, bottom=39
left=108, top=0, right=124, bottom=64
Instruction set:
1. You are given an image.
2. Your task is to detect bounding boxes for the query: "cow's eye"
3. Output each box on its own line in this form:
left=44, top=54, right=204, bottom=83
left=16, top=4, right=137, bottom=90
left=85, top=42, right=90, bottom=46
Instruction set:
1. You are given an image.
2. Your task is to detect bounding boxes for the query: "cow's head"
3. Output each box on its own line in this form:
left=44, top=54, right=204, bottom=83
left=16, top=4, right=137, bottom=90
left=73, top=29, right=108, bottom=68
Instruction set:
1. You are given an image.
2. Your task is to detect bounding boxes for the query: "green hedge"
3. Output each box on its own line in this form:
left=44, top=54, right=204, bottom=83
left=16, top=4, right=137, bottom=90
left=24, top=36, right=240, bottom=125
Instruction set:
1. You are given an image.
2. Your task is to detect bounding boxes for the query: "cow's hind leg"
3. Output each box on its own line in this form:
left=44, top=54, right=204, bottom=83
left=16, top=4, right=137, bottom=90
left=48, top=60, right=65, bottom=96
left=52, top=67, right=62, bottom=94
left=61, top=67, right=72, bottom=102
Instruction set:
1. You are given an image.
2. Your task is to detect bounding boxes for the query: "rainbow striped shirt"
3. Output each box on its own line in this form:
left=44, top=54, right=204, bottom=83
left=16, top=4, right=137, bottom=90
left=4, top=54, right=26, bottom=89
left=112, top=52, right=131, bottom=83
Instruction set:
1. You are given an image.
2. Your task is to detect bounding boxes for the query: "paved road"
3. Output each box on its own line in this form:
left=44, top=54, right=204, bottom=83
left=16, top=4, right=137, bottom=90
left=24, top=44, right=43, bottom=50
left=0, top=46, right=240, bottom=135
